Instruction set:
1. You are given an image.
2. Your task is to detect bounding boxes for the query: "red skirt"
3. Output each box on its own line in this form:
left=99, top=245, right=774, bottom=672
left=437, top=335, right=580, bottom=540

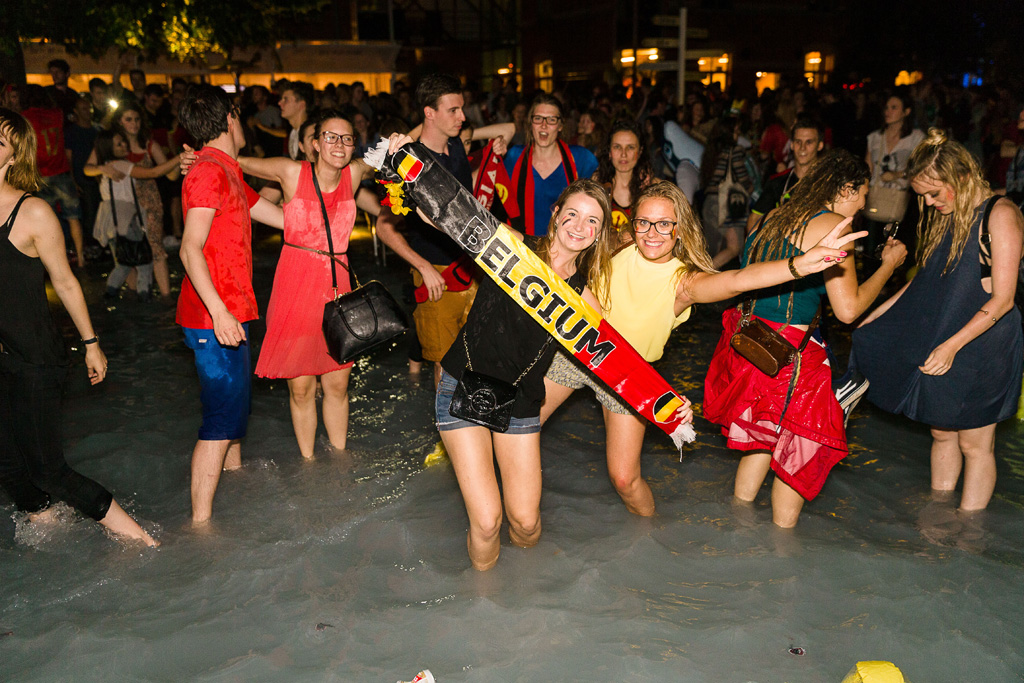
left=702, top=307, right=846, bottom=500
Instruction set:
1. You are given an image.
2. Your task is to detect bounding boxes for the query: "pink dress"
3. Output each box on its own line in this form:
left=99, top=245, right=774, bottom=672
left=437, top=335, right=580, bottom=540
left=256, top=162, right=356, bottom=378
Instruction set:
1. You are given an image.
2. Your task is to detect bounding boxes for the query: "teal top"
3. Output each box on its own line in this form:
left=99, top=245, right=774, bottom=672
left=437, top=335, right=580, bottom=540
left=741, top=211, right=828, bottom=325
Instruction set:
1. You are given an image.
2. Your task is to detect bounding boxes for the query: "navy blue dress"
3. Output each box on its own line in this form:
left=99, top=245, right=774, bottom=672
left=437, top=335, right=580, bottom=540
left=853, top=199, right=1023, bottom=430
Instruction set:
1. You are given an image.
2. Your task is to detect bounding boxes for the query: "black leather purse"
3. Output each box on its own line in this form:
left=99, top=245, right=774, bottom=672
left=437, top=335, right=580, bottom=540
left=449, top=333, right=551, bottom=432
left=312, top=169, right=408, bottom=364
left=111, top=178, right=153, bottom=267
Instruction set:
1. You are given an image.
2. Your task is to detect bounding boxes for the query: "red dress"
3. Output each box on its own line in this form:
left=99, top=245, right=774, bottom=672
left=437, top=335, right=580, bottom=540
left=256, top=163, right=356, bottom=378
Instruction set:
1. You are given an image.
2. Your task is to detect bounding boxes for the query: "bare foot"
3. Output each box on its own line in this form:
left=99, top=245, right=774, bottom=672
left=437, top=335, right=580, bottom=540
left=27, top=507, right=58, bottom=524
left=99, top=500, right=160, bottom=547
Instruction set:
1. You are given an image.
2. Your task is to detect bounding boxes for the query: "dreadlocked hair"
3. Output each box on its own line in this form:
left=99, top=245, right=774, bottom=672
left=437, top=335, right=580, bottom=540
left=625, top=182, right=716, bottom=306
left=533, top=178, right=616, bottom=309
left=907, top=127, right=992, bottom=274
left=750, top=148, right=869, bottom=264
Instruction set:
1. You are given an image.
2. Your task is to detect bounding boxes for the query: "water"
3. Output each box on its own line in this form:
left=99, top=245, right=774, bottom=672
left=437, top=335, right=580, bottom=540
left=2, top=228, right=1023, bottom=682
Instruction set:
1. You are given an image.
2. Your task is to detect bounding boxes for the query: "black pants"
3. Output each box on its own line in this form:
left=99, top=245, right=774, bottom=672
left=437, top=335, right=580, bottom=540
left=0, top=354, right=113, bottom=521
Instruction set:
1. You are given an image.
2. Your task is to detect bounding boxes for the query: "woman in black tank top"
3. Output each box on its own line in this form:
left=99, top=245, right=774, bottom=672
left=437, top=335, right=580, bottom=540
left=0, top=107, right=157, bottom=547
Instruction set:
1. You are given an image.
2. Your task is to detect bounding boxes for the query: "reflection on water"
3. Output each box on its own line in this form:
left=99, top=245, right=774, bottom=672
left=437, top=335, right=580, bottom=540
left=2, top=237, right=1023, bottom=682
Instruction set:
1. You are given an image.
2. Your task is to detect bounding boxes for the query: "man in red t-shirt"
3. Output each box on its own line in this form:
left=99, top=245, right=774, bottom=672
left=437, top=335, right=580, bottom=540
left=21, top=85, right=86, bottom=266
left=176, top=84, right=283, bottom=524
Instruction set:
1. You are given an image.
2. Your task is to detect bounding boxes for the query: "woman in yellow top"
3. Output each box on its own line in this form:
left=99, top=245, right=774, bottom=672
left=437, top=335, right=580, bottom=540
left=541, top=181, right=864, bottom=516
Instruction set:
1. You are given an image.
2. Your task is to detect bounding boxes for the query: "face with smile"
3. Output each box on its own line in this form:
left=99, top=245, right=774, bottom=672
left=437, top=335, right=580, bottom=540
left=791, top=127, right=823, bottom=168
left=531, top=103, right=562, bottom=149
left=632, top=197, right=678, bottom=263
left=911, top=174, right=956, bottom=214
left=551, top=192, right=603, bottom=255
left=312, top=118, right=355, bottom=169
left=426, top=93, right=465, bottom=139
left=610, top=130, right=640, bottom=174
left=119, top=110, right=141, bottom=137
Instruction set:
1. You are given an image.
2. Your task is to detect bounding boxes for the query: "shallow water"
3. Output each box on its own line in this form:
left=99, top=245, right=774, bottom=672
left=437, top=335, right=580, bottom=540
left=2, top=229, right=1023, bottom=682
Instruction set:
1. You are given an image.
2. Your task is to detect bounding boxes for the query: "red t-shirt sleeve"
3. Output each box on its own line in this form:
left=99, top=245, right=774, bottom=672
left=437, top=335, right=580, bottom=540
left=184, top=162, right=228, bottom=212
left=245, top=183, right=260, bottom=209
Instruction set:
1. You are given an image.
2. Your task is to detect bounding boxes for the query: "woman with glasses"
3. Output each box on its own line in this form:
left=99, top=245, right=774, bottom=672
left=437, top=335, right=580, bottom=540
left=205, top=109, right=382, bottom=458
left=504, top=94, right=599, bottom=237
left=541, top=181, right=863, bottom=516
left=703, top=150, right=906, bottom=527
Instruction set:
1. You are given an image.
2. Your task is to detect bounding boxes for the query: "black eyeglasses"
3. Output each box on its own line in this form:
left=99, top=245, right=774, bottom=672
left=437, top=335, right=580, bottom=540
left=321, top=131, right=355, bottom=146
left=532, top=115, right=561, bottom=125
left=632, top=218, right=677, bottom=236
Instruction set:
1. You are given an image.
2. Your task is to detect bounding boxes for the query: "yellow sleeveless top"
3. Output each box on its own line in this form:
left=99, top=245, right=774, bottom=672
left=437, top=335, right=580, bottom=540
left=605, top=246, right=692, bottom=362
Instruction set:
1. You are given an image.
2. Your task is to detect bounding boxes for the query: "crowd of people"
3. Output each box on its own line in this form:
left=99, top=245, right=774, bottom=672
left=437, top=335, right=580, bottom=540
left=1, top=60, right=1023, bottom=569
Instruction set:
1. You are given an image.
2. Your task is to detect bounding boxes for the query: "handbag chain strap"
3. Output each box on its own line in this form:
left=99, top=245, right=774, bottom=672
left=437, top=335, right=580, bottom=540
left=310, top=164, right=357, bottom=295
left=463, top=331, right=551, bottom=387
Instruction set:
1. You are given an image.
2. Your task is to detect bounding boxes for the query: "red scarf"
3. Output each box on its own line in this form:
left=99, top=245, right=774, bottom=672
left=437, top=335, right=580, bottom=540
left=510, top=140, right=578, bottom=235
left=471, top=141, right=519, bottom=219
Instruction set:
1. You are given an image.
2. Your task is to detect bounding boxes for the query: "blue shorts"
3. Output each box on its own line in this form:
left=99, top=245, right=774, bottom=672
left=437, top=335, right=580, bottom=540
left=36, top=173, right=82, bottom=221
left=183, top=325, right=251, bottom=441
left=435, top=369, right=541, bottom=435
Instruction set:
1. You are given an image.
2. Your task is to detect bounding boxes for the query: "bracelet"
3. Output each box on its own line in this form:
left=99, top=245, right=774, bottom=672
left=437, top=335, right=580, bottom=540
left=787, top=256, right=803, bottom=279
left=82, top=336, right=99, bottom=345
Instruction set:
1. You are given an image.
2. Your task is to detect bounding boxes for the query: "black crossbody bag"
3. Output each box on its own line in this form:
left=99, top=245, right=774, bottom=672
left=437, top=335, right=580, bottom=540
left=110, top=177, right=153, bottom=267
left=449, top=333, right=551, bottom=433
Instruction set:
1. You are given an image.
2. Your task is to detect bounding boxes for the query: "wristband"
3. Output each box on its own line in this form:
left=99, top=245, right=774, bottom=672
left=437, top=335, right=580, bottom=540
left=787, top=256, right=803, bottom=279
left=82, top=336, right=99, bottom=345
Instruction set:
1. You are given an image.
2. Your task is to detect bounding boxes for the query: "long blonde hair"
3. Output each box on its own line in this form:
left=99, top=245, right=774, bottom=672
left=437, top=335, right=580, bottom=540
left=0, top=107, right=43, bottom=192
left=628, top=181, right=717, bottom=287
left=907, top=127, right=992, bottom=273
left=534, top=178, right=615, bottom=307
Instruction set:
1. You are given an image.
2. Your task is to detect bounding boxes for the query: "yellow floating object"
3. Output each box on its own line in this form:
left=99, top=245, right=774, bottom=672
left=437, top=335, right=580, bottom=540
left=423, top=440, right=448, bottom=468
left=841, top=661, right=906, bottom=683
left=1017, top=373, right=1024, bottom=420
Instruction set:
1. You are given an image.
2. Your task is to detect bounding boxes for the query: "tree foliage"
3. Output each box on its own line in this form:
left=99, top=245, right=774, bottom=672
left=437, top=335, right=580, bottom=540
left=1, top=0, right=327, bottom=81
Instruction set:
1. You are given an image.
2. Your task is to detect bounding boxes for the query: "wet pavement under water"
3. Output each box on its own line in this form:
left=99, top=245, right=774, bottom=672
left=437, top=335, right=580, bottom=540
left=2, top=225, right=1023, bottom=682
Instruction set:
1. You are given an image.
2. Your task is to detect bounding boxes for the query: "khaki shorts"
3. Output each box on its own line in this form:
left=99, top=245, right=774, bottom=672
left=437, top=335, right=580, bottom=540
left=545, top=350, right=632, bottom=415
left=412, top=265, right=478, bottom=362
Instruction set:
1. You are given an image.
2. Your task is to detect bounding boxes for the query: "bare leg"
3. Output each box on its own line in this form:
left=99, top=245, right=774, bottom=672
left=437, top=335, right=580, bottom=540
left=153, top=255, right=171, bottom=297
left=287, top=376, right=318, bottom=459
left=191, top=438, right=231, bottom=523
left=734, top=450, right=773, bottom=501
left=222, top=440, right=241, bottom=471
left=770, top=477, right=805, bottom=528
left=539, top=377, right=575, bottom=425
left=68, top=218, right=85, bottom=266
left=170, top=197, right=183, bottom=238
left=441, top=425, right=502, bottom=571
left=433, top=363, right=443, bottom=390
left=929, top=427, right=963, bottom=493
left=320, top=368, right=352, bottom=450
left=99, top=499, right=159, bottom=546
left=957, top=424, right=997, bottom=511
left=493, top=431, right=542, bottom=548
left=605, top=410, right=655, bottom=516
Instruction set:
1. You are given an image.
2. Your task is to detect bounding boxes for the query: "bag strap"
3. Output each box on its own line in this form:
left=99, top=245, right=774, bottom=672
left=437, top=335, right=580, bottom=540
left=463, top=330, right=551, bottom=387
left=129, top=177, right=143, bottom=224
left=109, top=178, right=119, bottom=227
left=310, top=164, right=357, bottom=293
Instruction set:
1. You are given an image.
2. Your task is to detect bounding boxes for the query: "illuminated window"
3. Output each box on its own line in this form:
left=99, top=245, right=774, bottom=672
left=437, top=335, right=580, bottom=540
left=618, top=48, right=660, bottom=66
left=754, top=71, right=780, bottom=95
left=697, top=53, right=730, bottom=90
left=803, top=51, right=834, bottom=88
left=535, top=60, right=553, bottom=93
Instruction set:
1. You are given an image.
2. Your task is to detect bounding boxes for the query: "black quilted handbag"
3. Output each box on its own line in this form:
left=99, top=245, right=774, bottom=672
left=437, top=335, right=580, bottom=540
left=312, top=169, right=407, bottom=363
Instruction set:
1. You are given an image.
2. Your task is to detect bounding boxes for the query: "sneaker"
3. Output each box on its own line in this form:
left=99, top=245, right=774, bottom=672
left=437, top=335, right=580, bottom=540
left=834, top=369, right=869, bottom=427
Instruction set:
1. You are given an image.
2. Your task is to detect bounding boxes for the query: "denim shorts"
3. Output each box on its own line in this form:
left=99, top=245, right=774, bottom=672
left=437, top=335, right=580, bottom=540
left=435, top=369, right=541, bottom=434
left=36, top=173, right=82, bottom=221
left=183, top=325, right=251, bottom=441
